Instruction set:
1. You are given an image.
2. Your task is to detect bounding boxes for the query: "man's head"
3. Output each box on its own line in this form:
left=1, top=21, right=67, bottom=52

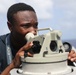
left=7, top=3, right=36, bottom=24
left=7, top=3, right=38, bottom=42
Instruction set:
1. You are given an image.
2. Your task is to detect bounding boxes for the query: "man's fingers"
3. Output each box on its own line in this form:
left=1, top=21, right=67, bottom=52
left=23, top=42, right=33, bottom=50
left=18, top=51, right=24, bottom=56
left=68, top=50, right=76, bottom=62
left=69, top=50, right=75, bottom=55
left=70, top=57, right=76, bottom=62
left=19, top=42, right=33, bottom=52
left=24, top=52, right=33, bottom=57
left=68, top=50, right=75, bottom=57
left=27, top=52, right=33, bottom=57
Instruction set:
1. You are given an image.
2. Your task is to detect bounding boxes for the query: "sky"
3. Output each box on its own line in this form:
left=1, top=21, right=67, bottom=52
left=0, top=0, right=76, bottom=40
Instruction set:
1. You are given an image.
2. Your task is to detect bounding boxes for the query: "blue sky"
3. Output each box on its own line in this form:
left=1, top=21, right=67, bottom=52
left=0, top=0, right=76, bottom=40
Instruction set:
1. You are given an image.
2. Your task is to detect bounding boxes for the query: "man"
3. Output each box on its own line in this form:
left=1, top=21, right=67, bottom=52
left=0, top=3, right=37, bottom=75
left=0, top=2, right=76, bottom=75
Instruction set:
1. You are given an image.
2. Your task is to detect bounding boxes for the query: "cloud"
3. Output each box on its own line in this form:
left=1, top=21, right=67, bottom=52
left=49, top=0, right=76, bottom=39
left=0, top=0, right=16, bottom=14
left=0, top=0, right=53, bottom=19
left=53, top=0, right=76, bottom=29
left=19, top=0, right=53, bottom=19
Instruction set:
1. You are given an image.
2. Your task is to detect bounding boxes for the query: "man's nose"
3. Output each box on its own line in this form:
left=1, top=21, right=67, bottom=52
left=29, top=27, right=37, bottom=35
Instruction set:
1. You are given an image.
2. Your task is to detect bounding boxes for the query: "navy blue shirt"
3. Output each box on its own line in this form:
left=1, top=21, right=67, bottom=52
left=0, top=34, right=8, bottom=73
left=0, top=34, right=19, bottom=73
left=0, top=33, right=16, bottom=73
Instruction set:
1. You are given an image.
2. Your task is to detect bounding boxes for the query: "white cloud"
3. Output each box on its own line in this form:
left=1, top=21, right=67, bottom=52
left=0, top=0, right=16, bottom=14
left=58, top=0, right=76, bottom=17
left=49, top=0, right=76, bottom=39
left=53, top=0, right=76, bottom=29
left=0, top=0, right=53, bottom=19
left=18, top=0, right=53, bottom=19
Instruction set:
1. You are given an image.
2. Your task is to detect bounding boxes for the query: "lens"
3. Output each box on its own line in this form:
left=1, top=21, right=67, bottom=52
left=32, top=41, right=41, bottom=53
left=63, top=42, right=72, bottom=52
left=50, top=41, right=57, bottom=51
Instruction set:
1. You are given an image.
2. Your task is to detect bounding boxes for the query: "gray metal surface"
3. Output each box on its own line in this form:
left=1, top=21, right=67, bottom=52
left=10, top=66, right=76, bottom=75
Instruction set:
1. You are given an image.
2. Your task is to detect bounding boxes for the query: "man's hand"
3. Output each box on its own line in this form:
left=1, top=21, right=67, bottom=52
left=68, top=50, right=76, bottom=62
left=12, top=42, right=33, bottom=68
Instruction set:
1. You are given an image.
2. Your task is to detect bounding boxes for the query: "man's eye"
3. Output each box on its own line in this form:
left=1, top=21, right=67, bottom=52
left=22, top=24, right=30, bottom=28
left=33, top=24, right=38, bottom=28
left=34, top=23, right=38, bottom=28
left=21, top=23, right=38, bottom=28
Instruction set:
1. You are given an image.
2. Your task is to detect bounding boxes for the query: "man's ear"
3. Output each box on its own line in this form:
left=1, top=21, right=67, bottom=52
left=7, top=21, right=13, bottom=31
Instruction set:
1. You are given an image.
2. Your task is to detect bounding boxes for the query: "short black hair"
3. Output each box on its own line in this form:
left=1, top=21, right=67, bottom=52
left=7, top=3, right=35, bottom=24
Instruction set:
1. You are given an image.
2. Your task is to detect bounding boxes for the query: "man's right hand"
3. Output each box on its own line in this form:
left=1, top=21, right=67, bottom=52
left=11, top=42, right=33, bottom=68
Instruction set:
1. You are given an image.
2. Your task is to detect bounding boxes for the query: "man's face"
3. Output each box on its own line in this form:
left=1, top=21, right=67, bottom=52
left=10, top=11, right=38, bottom=40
